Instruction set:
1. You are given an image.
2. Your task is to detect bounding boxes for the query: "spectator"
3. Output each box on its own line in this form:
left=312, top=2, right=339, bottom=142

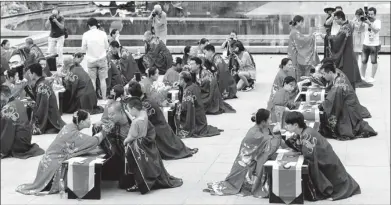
left=149, top=4, right=167, bottom=44
left=108, top=29, right=121, bottom=45
left=360, top=7, right=382, bottom=83
left=352, top=9, right=366, bottom=66
left=81, top=17, right=109, bottom=100
left=221, top=30, right=239, bottom=56
left=182, top=45, right=191, bottom=65
left=45, top=8, right=65, bottom=67
left=231, top=41, right=256, bottom=91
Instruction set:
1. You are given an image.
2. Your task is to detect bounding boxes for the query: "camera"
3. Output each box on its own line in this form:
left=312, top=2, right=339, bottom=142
left=360, top=6, right=369, bottom=21
left=151, top=11, right=157, bottom=17
left=49, top=15, right=56, bottom=21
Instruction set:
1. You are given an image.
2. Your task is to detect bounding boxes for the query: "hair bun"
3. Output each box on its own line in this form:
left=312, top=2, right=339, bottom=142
left=251, top=116, right=256, bottom=122
left=289, top=21, right=293, bottom=25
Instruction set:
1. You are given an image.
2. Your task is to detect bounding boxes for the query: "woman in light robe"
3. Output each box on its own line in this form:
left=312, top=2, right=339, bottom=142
left=287, top=15, right=320, bottom=80
left=267, top=58, right=297, bottom=110
left=16, top=110, right=105, bottom=195
left=270, top=76, right=300, bottom=123
left=204, top=109, right=282, bottom=197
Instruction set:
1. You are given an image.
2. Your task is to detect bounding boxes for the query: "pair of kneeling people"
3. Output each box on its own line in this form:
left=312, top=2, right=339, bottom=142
left=16, top=97, right=185, bottom=196
left=204, top=109, right=361, bottom=201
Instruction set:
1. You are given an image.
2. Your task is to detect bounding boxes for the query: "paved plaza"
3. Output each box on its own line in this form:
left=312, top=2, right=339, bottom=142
left=1, top=55, right=390, bottom=205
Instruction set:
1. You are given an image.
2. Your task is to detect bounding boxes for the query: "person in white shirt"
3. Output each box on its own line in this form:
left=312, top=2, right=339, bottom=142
left=81, top=17, right=109, bottom=100
left=360, top=7, right=382, bottom=83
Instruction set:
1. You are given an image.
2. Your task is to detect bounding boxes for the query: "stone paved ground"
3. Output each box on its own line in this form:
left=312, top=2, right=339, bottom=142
left=1, top=55, right=390, bottom=205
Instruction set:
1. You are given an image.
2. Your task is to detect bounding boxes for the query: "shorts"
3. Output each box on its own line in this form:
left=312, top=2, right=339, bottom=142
left=238, top=70, right=256, bottom=80
left=87, top=58, right=109, bottom=81
left=362, top=44, right=381, bottom=64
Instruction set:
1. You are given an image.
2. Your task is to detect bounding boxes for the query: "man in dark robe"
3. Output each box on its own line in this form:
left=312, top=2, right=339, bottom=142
left=323, top=10, right=361, bottom=89
left=107, top=40, right=140, bottom=83
left=95, top=101, right=183, bottom=193
left=25, top=38, right=45, bottom=67
left=61, top=56, right=103, bottom=114
left=283, top=111, right=361, bottom=201
left=203, top=44, right=237, bottom=99
left=29, top=63, right=65, bottom=135
left=175, top=71, right=222, bottom=138
left=317, top=61, right=377, bottom=140
left=1, top=85, right=44, bottom=159
left=189, top=57, right=236, bottom=115
left=143, top=31, right=173, bottom=75
left=127, top=81, right=198, bottom=160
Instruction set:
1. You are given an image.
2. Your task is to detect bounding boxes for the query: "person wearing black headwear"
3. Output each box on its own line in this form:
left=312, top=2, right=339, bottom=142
left=323, top=6, right=335, bottom=58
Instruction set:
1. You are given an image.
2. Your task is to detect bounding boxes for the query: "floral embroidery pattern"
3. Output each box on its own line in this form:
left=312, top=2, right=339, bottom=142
left=40, top=154, right=52, bottom=173
left=36, top=83, right=52, bottom=97
left=340, top=24, right=352, bottom=38
left=61, top=142, right=79, bottom=158
left=301, top=133, right=317, bottom=154
left=238, top=143, right=256, bottom=167
left=177, top=129, right=190, bottom=138
left=327, top=115, right=338, bottom=130
left=131, top=139, right=149, bottom=161
left=63, top=71, right=78, bottom=83
left=1, top=104, right=19, bottom=122
left=142, top=101, right=156, bottom=117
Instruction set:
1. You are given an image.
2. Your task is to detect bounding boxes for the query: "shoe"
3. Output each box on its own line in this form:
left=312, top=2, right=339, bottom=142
left=242, top=86, right=253, bottom=92
left=126, top=185, right=139, bottom=192
left=366, top=77, right=375, bottom=83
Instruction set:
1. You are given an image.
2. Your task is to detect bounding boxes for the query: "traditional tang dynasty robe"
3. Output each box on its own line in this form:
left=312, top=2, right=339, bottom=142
left=270, top=88, right=299, bottom=123
left=124, top=110, right=183, bottom=194
left=175, top=82, right=221, bottom=138
left=107, top=46, right=140, bottom=83
left=141, top=96, right=194, bottom=160
left=1, top=99, right=44, bottom=159
left=62, top=64, right=103, bottom=114
left=327, top=21, right=361, bottom=85
left=143, top=37, right=173, bottom=75
left=195, top=68, right=236, bottom=115
left=32, top=77, right=65, bottom=134
left=288, top=28, right=320, bottom=80
left=285, top=127, right=361, bottom=201
left=205, top=126, right=281, bottom=197
left=211, top=54, right=237, bottom=99
left=319, top=73, right=377, bottom=140
left=267, top=69, right=297, bottom=110
left=16, top=124, right=101, bottom=195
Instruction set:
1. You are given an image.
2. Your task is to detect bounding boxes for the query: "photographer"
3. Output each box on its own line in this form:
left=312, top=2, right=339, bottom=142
left=360, top=7, right=381, bottom=83
left=221, top=31, right=239, bottom=56
left=352, top=9, right=366, bottom=66
left=149, top=4, right=167, bottom=44
left=44, top=8, right=65, bottom=68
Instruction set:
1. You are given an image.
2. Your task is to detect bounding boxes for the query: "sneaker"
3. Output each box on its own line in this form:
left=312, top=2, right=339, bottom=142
left=366, top=77, right=375, bottom=83
left=242, top=86, right=254, bottom=92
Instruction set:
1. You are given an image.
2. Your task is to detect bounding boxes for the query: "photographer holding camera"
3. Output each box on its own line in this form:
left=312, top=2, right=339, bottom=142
left=44, top=8, right=65, bottom=68
left=360, top=7, right=381, bottom=83
left=149, top=4, right=167, bottom=44
left=352, top=9, right=366, bottom=66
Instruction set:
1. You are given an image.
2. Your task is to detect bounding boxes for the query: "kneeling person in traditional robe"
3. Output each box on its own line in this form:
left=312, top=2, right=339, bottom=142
left=282, top=111, right=361, bottom=201
left=270, top=76, right=300, bottom=122
left=29, top=63, right=65, bottom=135
left=122, top=97, right=183, bottom=194
left=317, top=62, right=377, bottom=140
left=204, top=44, right=237, bottom=99
left=204, top=109, right=282, bottom=197
left=176, top=71, right=222, bottom=138
left=163, top=57, right=182, bottom=86
left=189, top=56, right=236, bottom=115
left=143, top=31, right=173, bottom=75
left=16, top=110, right=105, bottom=195
left=2, top=69, right=28, bottom=100
left=127, top=81, right=197, bottom=160
left=1, top=85, right=44, bottom=159
left=61, top=56, right=103, bottom=114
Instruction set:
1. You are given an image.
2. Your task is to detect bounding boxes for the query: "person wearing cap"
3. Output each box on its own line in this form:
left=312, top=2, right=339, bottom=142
left=323, top=6, right=335, bottom=58
left=149, top=4, right=167, bottom=44
left=324, top=6, right=343, bottom=36
left=60, top=56, right=103, bottom=114
left=143, top=30, right=173, bottom=75
left=189, top=38, right=209, bottom=61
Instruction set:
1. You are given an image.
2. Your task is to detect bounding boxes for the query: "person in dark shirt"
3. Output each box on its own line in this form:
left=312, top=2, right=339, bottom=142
left=45, top=8, right=65, bottom=68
